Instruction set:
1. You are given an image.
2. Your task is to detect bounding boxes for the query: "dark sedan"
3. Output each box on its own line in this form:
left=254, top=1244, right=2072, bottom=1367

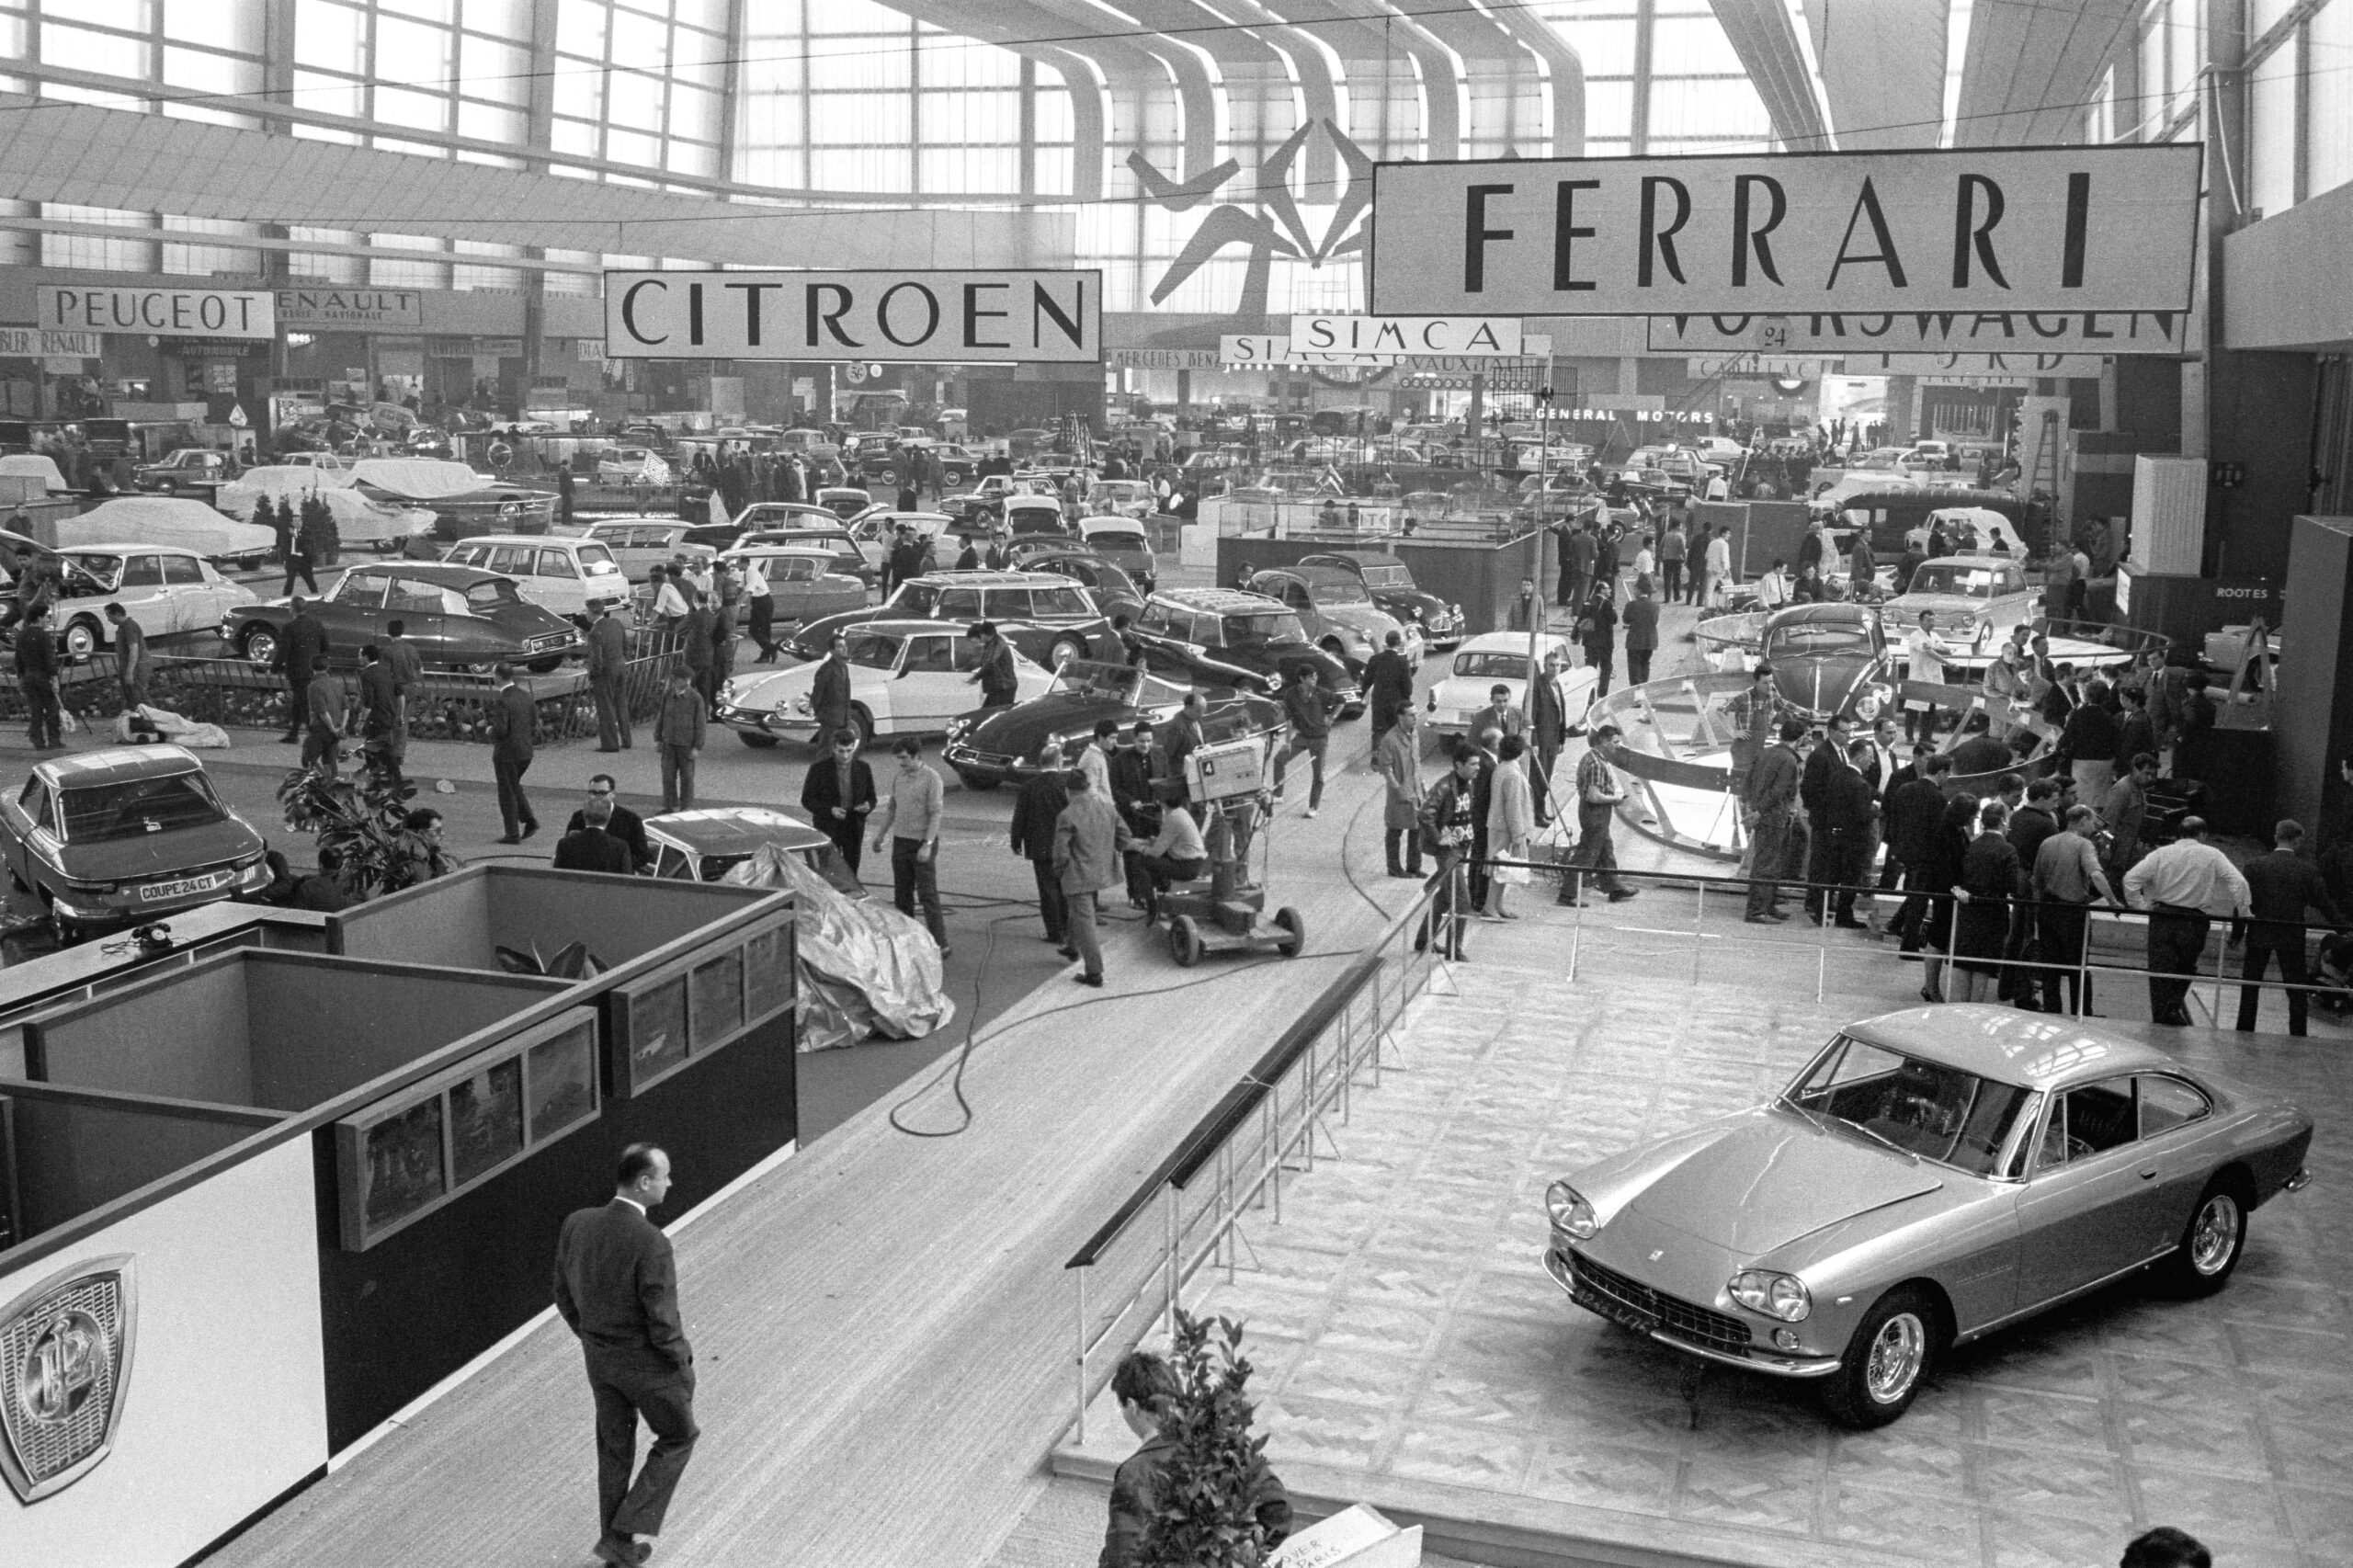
left=222, top=562, right=584, bottom=673
left=1757, top=603, right=1899, bottom=727
left=0, top=745, right=271, bottom=942
left=941, top=652, right=1287, bottom=791
left=1299, top=551, right=1464, bottom=651
left=1002, top=548, right=1147, bottom=622
left=1130, top=587, right=1362, bottom=717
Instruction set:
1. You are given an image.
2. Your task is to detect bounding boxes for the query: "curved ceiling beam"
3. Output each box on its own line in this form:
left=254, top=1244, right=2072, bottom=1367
left=1806, top=0, right=1946, bottom=150
left=1709, top=0, right=1833, bottom=149
left=1953, top=0, right=2135, bottom=147
left=867, top=3, right=1117, bottom=199
left=1485, top=11, right=1587, bottom=155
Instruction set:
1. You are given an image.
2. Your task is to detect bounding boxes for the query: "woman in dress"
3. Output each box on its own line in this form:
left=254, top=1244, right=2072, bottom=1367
left=1483, top=733, right=1535, bottom=920
left=1950, top=799, right=2022, bottom=1004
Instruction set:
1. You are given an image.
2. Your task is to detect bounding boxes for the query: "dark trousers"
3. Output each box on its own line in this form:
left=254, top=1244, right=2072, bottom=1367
left=1136, top=851, right=1206, bottom=894
left=1626, top=648, right=1652, bottom=686
left=1661, top=561, right=1683, bottom=600
left=747, top=594, right=777, bottom=660
left=1384, top=826, right=1423, bottom=875
left=688, top=663, right=716, bottom=710
left=1415, top=849, right=1469, bottom=957
left=1029, top=858, right=1066, bottom=941
left=1687, top=567, right=1708, bottom=607
left=1065, top=888, right=1103, bottom=977
left=2039, top=899, right=2095, bottom=1015
left=493, top=751, right=535, bottom=837
left=281, top=554, right=318, bottom=596
left=2237, top=928, right=2312, bottom=1035
left=825, top=822, right=863, bottom=877
left=1814, top=829, right=1870, bottom=921
left=1531, top=743, right=1560, bottom=824
left=1562, top=802, right=1626, bottom=900
left=892, top=836, right=947, bottom=945
left=119, top=670, right=147, bottom=712
left=1747, top=808, right=1797, bottom=916
left=1584, top=650, right=1612, bottom=698
left=659, top=744, right=695, bottom=812
left=592, top=674, right=631, bottom=750
left=2147, top=903, right=2211, bottom=1023
left=1279, top=733, right=1328, bottom=809
left=1467, top=832, right=1492, bottom=909
left=21, top=674, right=59, bottom=748
left=1558, top=567, right=1586, bottom=607
left=281, top=674, right=306, bottom=739
left=585, top=1349, right=697, bottom=1541
left=301, top=722, right=340, bottom=772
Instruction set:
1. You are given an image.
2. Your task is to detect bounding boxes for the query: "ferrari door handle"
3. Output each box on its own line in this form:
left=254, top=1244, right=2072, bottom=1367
left=2138, top=1166, right=2158, bottom=1180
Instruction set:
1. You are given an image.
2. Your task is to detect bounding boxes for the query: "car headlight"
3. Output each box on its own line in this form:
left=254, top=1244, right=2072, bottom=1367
left=944, top=715, right=972, bottom=742
left=1544, top=1180, right=1599, bottom=1240
left=1728, top=1269, right=1812, bottom=1322
left=793, top=693, right=812, bottom=714
left=1854, top=692, right=1881, bottom=719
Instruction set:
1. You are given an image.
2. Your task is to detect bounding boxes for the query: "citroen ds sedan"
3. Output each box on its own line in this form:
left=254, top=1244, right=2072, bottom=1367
left=1544, top=1006, right=2313, bottom=1427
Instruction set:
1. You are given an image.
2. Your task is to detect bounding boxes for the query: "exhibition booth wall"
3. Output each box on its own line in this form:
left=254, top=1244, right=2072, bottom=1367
left=0, top=869, right=799, bottom=1567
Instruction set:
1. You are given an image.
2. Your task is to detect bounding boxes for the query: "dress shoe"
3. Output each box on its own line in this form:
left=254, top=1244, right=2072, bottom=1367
left=597, top=745, right=623, bottom=754
left=495, top=835, right=523, bottom=845
left=1744, top=914, right=1780, bottom=925
left=1834, top=918, right=1870, bottom=930
left=1074, top=972, right=1104, bottom=987
left=592, top=1536, right=650, bottom=1566
left=1607, top=888, right=1638, bottom=903
left=1057, top=946, right=1077, bottom=960
left=521, top=823, right=540, bottom=840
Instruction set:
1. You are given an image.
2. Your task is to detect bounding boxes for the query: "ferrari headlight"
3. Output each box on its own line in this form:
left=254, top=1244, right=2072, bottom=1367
left=1544, top=1180, right=1599, bottom=1240
left=1728, top=1269, right=1812, bottom=1322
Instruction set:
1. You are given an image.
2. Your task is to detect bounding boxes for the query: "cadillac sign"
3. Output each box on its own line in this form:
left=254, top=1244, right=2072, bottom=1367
left=0, top=1256, right=136, bottom=1504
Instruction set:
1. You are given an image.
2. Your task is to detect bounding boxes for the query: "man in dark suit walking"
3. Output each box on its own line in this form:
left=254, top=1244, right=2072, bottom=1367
left=485, top=662, right=539, bottom=843
left=799, top=727, right=876, bottom=874
left=272, top=597, right=330, bottom=744
left=553, top=1144, right=697, bottom=1567
left=586, top=598, right=631, bottom=753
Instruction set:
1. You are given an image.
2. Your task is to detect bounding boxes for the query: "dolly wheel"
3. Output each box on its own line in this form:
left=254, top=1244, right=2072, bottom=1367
left=1169, top=915, right=1203, bottom=968
left=1273, top=907, right=1305, bottom=957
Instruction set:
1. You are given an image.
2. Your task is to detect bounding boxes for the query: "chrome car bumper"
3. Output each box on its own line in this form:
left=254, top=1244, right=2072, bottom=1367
left=1543, top=1247, right=1840, bottom=1380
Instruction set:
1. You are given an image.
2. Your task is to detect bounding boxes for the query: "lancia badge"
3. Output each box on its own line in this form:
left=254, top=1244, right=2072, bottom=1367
left=0, top=1255, right=136, bottom=1503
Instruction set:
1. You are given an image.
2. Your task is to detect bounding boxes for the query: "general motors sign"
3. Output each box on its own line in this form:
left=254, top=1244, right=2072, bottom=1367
left=605, top=269, right=1102, bottom=363
left=1370, top=146, right=2203, bottom=316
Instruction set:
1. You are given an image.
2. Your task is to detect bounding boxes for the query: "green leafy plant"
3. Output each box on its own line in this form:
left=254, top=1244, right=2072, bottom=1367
left=276, top=759, right=429, bottom=898
left=1142, top=1311, right=1277, bottom=1568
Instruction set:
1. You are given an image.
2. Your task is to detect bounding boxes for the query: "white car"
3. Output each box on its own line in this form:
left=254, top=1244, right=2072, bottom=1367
left=714, top=618, right=1056, bottom=749
left=40, top=544, right=259, bottom=657
left=439, top=533, right=630, bottom=618
left=1425, top=631, right=1599, bottom=739
left=848, top=508, right=952, bottom=572
left=1881, top=555, right=2038, bottom=662
left=597, top=447, right=673, bottom=485
left=1085, top=480, right=1154, bottom=519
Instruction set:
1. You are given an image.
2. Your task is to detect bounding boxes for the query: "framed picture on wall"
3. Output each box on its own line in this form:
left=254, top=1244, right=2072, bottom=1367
left=608, top=913, right=795, bottom=1099
left=335, top=1005, right=600, bottom=1251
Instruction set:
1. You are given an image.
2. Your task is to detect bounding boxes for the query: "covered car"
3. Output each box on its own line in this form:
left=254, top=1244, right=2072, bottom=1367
left=646, top=806, right=864, bottom=895
left=1298, top=550, right=1463, bottom=650
left=347, top=457, right=557, bottom=541
left=216, top=464, right=438, bottom=550
left=717, top=835, right=953, bottom=1051
left=941, top=652, right=1287, bottom=790
left=1881, top=555, right=2037, bottom=663
left=222, top=562, right=583, bottom=672
left=1426, top=631, right=1597, bottom=738
left=0, top=744, right=270, bottom=941
left=715, top=618, right=1055, bottom=749
left=0, top=453, right=71, bottom=493
left=1084, top=479, right=1154, bottom=519
left=1544, top=1006, right=2313, bottom=1426
left=1756, top=603, right=1899, bottom=725
left=56, top=496, right=276, bottom=567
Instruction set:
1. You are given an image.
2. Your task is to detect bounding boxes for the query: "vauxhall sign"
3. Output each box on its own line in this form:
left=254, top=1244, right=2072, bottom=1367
left=1370, top=146, right=2203, bottom=316
left=604, top=269, right=1103, bottom=363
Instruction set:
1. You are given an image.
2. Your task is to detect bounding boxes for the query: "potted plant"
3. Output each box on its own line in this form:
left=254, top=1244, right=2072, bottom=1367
left=1139, top=1311, right=1286, bottom=1568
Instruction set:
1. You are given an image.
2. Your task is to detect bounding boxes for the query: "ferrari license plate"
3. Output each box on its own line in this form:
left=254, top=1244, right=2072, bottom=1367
left=140, top=870, right=227, bottom=902
left=1574, top=1282, right=1657, bottom=1335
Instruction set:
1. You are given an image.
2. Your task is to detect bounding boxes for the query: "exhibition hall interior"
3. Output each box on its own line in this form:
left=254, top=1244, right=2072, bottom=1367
left=2, top=2, right=2352, bottom=1567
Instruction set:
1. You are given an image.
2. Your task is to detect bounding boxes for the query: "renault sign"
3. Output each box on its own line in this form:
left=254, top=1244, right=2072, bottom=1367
left=604, top=269, right=1102, bottom=362
left=1370, top=146, right=2202, bottom=315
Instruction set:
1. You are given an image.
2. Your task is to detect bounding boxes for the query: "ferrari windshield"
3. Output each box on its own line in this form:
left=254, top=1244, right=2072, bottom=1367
left=1908, top=565, right=2012, bottom=598
left=1765, top=622, right=1876, bottom=658
left=1784, top=1034, right=2037, bottom=1176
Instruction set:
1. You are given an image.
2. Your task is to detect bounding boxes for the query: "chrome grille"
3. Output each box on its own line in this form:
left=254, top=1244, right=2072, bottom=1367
left=1570, top=1251, right=1752, bottom=1357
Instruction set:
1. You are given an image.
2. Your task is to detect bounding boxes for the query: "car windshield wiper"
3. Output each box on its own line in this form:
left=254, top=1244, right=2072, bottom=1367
left=1828, top=1115, right=1922, bottom=1165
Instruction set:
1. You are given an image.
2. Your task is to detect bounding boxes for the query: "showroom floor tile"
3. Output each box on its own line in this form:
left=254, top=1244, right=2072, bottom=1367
left=1158, top=913, right=2353, bottom=1568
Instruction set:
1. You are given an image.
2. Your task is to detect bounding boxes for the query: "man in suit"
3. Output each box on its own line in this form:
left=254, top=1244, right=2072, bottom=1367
left=273, top=596, right=330, bottom=744
left=381, top=616, right=424, bottom=773
left=356, top=643, right=402, bottom=788
left=14, top=602, right=60, bottom=749
left=586, top=598, right=632, bottom=753
left=555, top=797, right=635, bottom=874
left=486, top=662, right=540, bottom=843
left=565, top=775, right=650, bottom=871
left=553, top=1144, right=698, bottom=1568
left=302, top=655, right=347, bottom=774
left=1008, top=743, right=1070, bottom=942
left=799, top=728, right=876, bottom=874
left=811, top=634, right=854, bottom=740
left=1164, top=691, right=1210, bottom=818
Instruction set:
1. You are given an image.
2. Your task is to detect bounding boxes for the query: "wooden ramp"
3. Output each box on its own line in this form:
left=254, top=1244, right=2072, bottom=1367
left=210, top=779, right=1419, bottom=1568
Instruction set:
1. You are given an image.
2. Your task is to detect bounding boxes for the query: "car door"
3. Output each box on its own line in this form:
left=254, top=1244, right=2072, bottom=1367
left=326, top=569, right=391, bottom=647
left=769, top=555, right=824, bottom=624
left=2137, top=1074, right=2220, bottom=1248
left=110, top=552, right=178, bottom=636
left=535, top=545, right=587, bottom=616
left=0, top=776, right=48, bottom=888
left=2014, top=1077, right=2161, bottom=1306
left=383, top=574, right=449, bottom=662
left=892, top=631, right=967, bottom=728
left=158, top=551, right=218, bottom=632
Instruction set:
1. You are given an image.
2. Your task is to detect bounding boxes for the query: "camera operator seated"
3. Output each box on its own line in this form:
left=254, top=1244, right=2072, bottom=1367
left=1129, top=801, right=1208, bottom=911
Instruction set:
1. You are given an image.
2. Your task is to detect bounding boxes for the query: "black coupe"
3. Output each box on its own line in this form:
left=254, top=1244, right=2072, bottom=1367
left=940, top=650, right=1287, bottom=790
left=222, top=562, right=583, bottom=673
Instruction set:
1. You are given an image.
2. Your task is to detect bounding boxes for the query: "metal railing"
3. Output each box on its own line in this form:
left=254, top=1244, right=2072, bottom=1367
left=1062, top=879, right=1448, bottom=1443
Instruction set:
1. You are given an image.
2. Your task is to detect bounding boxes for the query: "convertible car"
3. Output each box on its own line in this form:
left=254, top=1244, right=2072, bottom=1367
left=941, top=652, right=1286, bottom=791
left=1545, top=1006, right=2313, bottom=1427
left=1755, top=603, right=1901, bottom=727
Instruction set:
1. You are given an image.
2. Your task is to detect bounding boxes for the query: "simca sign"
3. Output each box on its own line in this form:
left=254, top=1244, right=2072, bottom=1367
left=605, top=269, right=1103, bottom=363
left=1372, top=146, right=2204, bottom=315
left=1288, top=315, right=1523, bottom=357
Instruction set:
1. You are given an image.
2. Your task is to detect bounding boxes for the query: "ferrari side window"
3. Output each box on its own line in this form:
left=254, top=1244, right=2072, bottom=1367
left=2139, top=1075, right=2211, bottom=1137
left=2058, top=1081, right=2139, bottom=1161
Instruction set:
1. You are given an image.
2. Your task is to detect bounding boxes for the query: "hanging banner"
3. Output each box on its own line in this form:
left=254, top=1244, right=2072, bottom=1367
left=1287, top=315, right=1523, bottom=356
left=274, top=288, right=425, bottom=330
left=1222, top=334, right=1551, bottom=369
left=1842, top=352, right=2104, bottom=377
left=1646, top=311, right=2189, bottom=355
left=604, top=269, right=1103, bottom=363
left=1370, top=145, right=2203, bottom=315
left=37, top=285, right=273, bottom=339
left=1108, top=348, right=1222, bottom=369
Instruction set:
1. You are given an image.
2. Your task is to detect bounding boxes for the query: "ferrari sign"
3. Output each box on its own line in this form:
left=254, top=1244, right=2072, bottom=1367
left=604, top=269, right=1102, bottom=363
left=1370, top=146, right=2203, bottom=315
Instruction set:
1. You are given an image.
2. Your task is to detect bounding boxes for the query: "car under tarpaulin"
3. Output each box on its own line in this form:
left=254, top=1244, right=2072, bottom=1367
left=721, top=842, right=953, bottom=1051
left=347, top=457, right=492, bottom=499
left=55, top=496, right=276, bottom=559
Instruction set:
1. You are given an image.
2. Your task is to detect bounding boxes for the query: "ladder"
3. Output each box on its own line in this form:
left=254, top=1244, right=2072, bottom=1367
left=2029, top=408, right=2063, bottom=503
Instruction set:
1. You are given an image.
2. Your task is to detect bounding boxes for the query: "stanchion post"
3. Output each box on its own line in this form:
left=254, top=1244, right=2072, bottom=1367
left=1074, top=1268, right=1088, bottom=1445
left=1692, top=881, right=1707, bottom=984
left=1162, top=1186, right=1178, bottom=1343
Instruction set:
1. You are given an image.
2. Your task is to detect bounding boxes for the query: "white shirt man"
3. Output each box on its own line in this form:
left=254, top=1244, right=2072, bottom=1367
left=739, top=553, right=768, bottom=599
left=1756, top=564, right=1791, bottom=608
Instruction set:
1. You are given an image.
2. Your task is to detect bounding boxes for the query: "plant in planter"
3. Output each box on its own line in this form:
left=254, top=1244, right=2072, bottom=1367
left=1139, top=1311, right=1287, bottom=1568
left=276, top=760, right=430, bottom=898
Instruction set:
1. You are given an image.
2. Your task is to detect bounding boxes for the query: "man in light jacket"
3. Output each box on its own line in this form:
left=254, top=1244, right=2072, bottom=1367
left=1052, top=767, right=1132, bottom=988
